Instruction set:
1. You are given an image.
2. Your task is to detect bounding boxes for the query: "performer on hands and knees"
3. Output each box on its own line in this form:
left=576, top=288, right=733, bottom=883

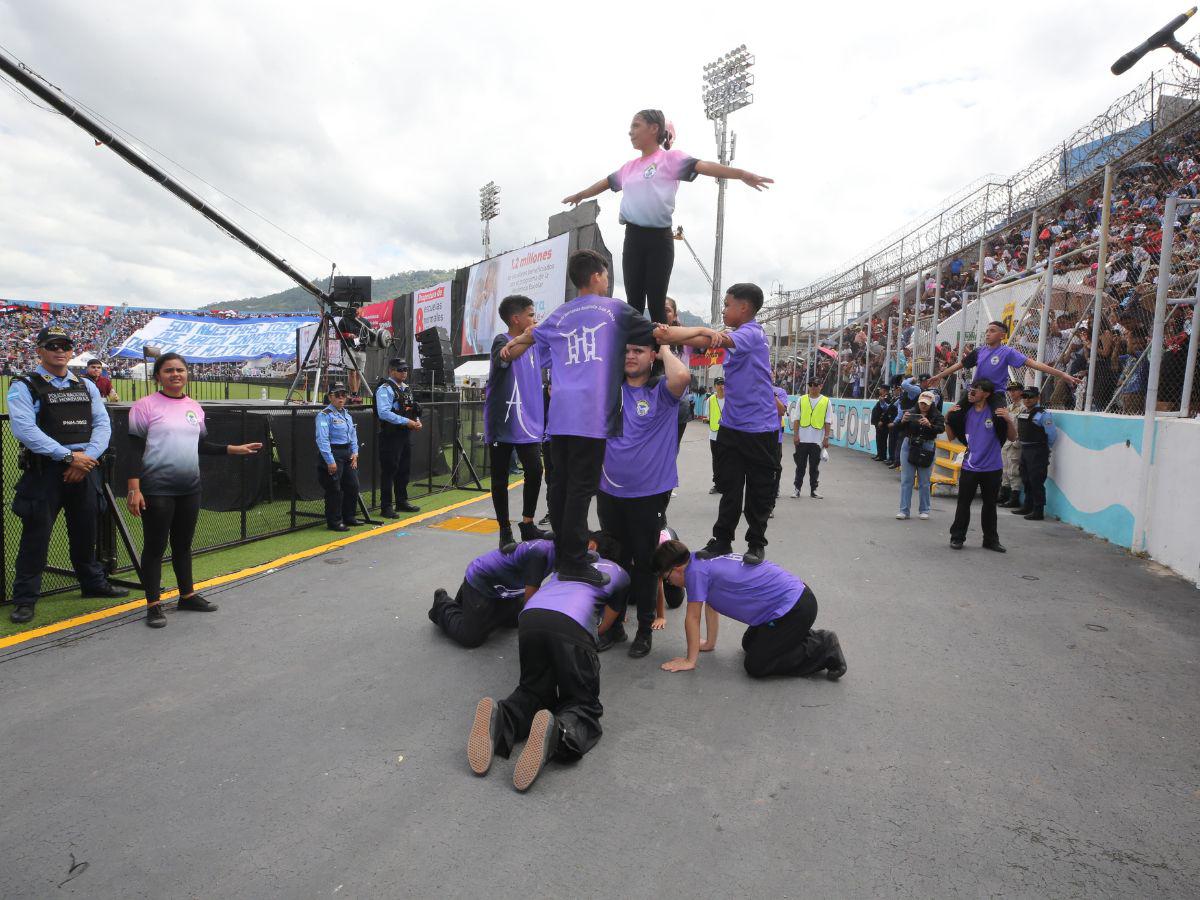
left=562, top=110, right=772, bottom=324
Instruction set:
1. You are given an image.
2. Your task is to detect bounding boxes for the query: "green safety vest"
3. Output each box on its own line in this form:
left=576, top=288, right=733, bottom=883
left=797, top=394, right=830, bottom=429
left=708, top=395, right=724, bottom=431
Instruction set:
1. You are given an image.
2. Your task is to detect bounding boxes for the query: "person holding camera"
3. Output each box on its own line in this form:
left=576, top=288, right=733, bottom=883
left=315, top=382, right=362, bottom=532
left=374, top=358, right=422, bottom=517
left=895, top=390, right=944, bottom=521
left=6, top=326, right=128, bottom=624
left=339, top=306, right=368, bottom=399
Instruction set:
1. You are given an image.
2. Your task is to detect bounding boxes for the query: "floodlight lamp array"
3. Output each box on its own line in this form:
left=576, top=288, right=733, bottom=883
left=479, top=181, right=500, bottom=221
left=702, top=45, right=755, bottom=120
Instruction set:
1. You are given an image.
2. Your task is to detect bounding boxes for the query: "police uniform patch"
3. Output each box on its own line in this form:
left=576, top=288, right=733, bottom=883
left=636, top=399, right=650, bottom=417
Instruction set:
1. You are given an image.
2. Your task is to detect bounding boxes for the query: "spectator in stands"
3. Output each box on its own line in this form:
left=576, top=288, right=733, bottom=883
left=895, top=390, right=944, bottom=521
left=84, top=358, right=117, bottom=401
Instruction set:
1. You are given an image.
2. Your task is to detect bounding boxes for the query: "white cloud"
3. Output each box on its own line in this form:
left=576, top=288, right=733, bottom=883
left=0, top=0, right=1180, bottom=317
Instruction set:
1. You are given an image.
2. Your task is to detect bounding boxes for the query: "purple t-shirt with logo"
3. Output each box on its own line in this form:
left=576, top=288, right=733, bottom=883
left=465, top=539, right=555, bottom=600
left=772, top=385, right=788, bottom=443
left=486, top=333, right=545, bottom=444
left=533, top=295, right=655, bottom=439
left=964, top=344, right=1027, bottom=388
left=521, top=560, right=630, bottom=638
left=600, top=379, right=680, bottom=497
left=720, top=320, right=777, bottom=433
left=684, top=554, right=803, bottom=626
left=962, top=405, right=1004, bottom=472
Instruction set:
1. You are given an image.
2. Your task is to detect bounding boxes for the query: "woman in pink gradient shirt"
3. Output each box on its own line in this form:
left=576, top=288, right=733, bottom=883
left=562, top=109, right=773, bottom=324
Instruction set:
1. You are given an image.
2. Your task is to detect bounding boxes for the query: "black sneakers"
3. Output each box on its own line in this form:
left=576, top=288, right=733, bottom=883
left=498, top=525, right=516, bottom=550
left=743, top=546, right=765, bottom=566
left=557, top=565, right=610, bottom=588
left=519, top=521, right=553, bottom=542
left=10, top=605, right=34, bottom=624
left=396, top=502, right=420, bottom=513
left=628, top=629, right=652, bottom=658
left=513, top=709, right=559, bottom=792
left=825, top=631, right=848, bottom=681
left=468, top=697, right=500, bottom=776
left=982, top=541, right=1007, bottom=553
left=145, top=603, right=167, bottom=628
left=178, top=594, right=218, bottom=612
left=81, top=582, right=130, bottom=599
left=596, top=623, right=628, bottom=652
left=695, top=539, right=733, bottom=560
left=429, top=588, right=451, bottom=624
left=381, top=507, right=401, bottom=519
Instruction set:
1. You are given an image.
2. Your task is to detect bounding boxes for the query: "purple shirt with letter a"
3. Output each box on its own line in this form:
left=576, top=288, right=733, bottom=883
left=964, top=344, right=1027, bottom=387
left=600, top=379, right=680, bottom=497
left=522, top=560, right=630, bottom=639
left=772, top=385, right=788, bottom=443
left=720, top=320, right=777, bottom=433
left=465, top=539, right=555, bottom=600
left=485, top=334, right=545, bottom=444
left=533, top=295, right=655, bottom=439
left=962, top=405, right=1004, bottom=472
left=684, top=554, right=803, bottom=626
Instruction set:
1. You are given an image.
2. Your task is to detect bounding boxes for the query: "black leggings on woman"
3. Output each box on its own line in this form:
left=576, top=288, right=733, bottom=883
left=140, top=492, right=202, bottom=605
left=623, top=224, right=675, bottom=324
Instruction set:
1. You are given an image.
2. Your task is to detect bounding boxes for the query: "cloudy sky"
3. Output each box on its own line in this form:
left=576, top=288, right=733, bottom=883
left=0, top=0, right=1187, bottom=318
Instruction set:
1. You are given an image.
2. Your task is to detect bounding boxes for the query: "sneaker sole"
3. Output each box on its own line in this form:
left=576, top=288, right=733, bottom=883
left=467, top=698, right=496, bottom=776
left=513, top=710, right=552, bottom=792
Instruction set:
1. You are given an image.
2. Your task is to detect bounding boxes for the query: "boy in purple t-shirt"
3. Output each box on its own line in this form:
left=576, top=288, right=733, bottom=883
left=651, top=539, right=847, bottom=680
left=927, top=320, right=1079, bottom=404
left=944, top=378, right=1017, bottom=551
left=502, top=250, right=654, bottom=587
left=467, top=533, right=629, bottom=793
left=654, top=283, right=778, bottom=565
left=595, top=339, right=690, bottom=659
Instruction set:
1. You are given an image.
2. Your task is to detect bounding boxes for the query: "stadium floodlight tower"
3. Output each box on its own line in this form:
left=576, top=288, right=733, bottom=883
left=702, top=44, right=755, bottom=324
left=480, top=181, right=500, bottom=258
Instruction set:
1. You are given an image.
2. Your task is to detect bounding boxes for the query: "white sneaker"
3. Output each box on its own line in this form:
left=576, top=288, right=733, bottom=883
left=919, top=512, right=930, bottom=520
left=896, top=512, right=909, bottom=520
left=791, top=488, right=802, bottom=499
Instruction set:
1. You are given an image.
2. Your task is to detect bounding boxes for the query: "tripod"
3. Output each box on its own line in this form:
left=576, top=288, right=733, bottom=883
left=285, top=307, right=367, bottom=405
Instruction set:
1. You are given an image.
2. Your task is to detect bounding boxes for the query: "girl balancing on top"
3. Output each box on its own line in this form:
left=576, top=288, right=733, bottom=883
left=561, top=108, right=773, bottom=325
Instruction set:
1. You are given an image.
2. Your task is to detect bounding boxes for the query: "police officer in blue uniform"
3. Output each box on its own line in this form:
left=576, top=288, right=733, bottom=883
left=374, top=358, right=422, bottom=517
left=6, top=325, right=128, bottom=624
left=315, top=381, right=362, bottom=532
left=1011, top=385, right=1058, bottom=521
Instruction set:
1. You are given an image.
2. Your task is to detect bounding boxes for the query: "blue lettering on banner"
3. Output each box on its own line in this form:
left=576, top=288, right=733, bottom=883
left=111, top=314, right=319, bottom=363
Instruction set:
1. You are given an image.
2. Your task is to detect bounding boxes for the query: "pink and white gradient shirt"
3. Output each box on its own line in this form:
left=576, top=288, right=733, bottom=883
left=608, top=148, right=699, bottom=228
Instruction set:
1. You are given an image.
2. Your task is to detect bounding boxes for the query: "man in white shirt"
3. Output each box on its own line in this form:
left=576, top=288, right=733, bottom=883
left=790, top=377, right=835, bottom=500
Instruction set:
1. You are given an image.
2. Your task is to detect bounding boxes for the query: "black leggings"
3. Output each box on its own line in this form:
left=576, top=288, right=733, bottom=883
left=140, top=492, right=202, bottom=606
left=490, top=442, right=543, bottom=523
left=623, top=224, right=674, bottom=324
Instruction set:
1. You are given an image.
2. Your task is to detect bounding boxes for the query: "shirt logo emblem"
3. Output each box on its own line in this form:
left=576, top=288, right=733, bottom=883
left=635, top=399, right=650, bottom=417
left=984, top=418, right=994, bottom=430
left=643, top=163, right=658, bottom=179
left=185, top=410, right=200, bottom=426
left=560, top=322, right=607, bottom=365
left=990, top=354, right=1001, bottom=366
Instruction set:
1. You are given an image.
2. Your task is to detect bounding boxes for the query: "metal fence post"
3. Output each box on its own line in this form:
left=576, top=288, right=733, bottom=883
left=289, top=408, right=297, bottom=529
left=1025, top=210, right=1038, bottom=272
left=1035, top=243, right=1057, bottom=388
left=0, top=415, right=6, bottom=602
left=1178, top=275, right=1200, bottom=416
left=1086, top=166, right=1113, bottom=411
left=239, top=407, right=248, bottom=541
left=1135, top=194, right=1178, bottom=552
left=896, top=273, right=906, bottom=377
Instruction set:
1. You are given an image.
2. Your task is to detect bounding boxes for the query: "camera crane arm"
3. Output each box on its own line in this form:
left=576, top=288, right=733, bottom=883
left=0, top=47, right=332, bottom=305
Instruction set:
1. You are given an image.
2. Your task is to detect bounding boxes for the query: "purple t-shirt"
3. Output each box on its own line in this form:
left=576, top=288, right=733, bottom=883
left=521, top=560, right=630, bottom=638
left=964, top=344, right=1027, bottom=388
left=600, top=379, right=680, bottom=497
left=608, top=148, right=699, bottom=229
left=533, top=295, right=654, bottom=439
left=962, top=405, right=1004, bottom=472
left=485, top=333, right=545, bottom=444
left=465, top=539, right=555, bottom=600
left=772, top=386, right=789, bottom=443
left=720, top=321, right=777, bottom=433
left=127, top=392, right=207, bottom=495
left=684, top=554, right=803, bottom=626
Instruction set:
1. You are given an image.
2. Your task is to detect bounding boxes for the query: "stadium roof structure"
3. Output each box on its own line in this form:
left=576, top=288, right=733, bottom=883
left=765, top=37, right=1200, bottom=327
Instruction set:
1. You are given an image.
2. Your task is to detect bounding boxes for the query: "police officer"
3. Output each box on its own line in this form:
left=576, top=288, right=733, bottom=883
left=374, top=358, right=422, bottom=517
left=998, top=381, right=1025, bottom=507
left=316, top=382, right=362, bottom=532
left=1011, top=385, right=1058, bottom=521
left=6, top=325, right=128, bottom=624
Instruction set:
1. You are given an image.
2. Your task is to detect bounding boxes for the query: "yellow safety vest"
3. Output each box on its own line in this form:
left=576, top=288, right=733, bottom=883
left=797, top=394, right=830, bottom=429
left=708, top=395, right=724, bottom=431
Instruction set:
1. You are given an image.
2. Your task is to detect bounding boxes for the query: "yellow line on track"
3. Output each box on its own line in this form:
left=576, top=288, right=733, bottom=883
left=0, top=483, right=521, bottom=651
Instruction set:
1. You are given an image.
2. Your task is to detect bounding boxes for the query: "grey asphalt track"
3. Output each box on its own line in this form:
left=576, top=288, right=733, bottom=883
left=2, top=423, right=1198, bottom=898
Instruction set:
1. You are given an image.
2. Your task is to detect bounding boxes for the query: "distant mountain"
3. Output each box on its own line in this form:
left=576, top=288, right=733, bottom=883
left=677, top=309, right=706, bottom=327
left=203, top=269, right=457, bottom=313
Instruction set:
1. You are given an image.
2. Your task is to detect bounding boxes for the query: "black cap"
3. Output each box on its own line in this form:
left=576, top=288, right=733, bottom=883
left=388, top=358, right=409, bottom=371
left=1021, top=386, right=1041, bottom=398
left=36, top=325, right=73, bottom=347
left=713, top=376, right=725, bottom=385
left=328, top=381, right=348, bottom=395
left=1006, top=381, right=1024, bottom=392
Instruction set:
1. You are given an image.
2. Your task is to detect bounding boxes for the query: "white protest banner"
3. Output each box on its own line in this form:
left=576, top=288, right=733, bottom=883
left=413, top=281, right=451, bottom=368
left=112, top=314, right=318, bottom=362
left=459, top=232, right=570, bottom=356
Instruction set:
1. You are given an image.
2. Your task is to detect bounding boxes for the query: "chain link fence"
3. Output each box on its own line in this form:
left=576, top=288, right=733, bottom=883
left=1, top=399, right=490, bottom=604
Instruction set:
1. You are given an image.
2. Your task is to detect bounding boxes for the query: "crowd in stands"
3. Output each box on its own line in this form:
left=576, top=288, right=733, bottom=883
left=0, top=302, right=301, bottom=381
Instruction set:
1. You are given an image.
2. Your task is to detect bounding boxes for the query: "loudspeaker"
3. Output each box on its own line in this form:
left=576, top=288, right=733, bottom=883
left=331, top=276, right=373, bottom=307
